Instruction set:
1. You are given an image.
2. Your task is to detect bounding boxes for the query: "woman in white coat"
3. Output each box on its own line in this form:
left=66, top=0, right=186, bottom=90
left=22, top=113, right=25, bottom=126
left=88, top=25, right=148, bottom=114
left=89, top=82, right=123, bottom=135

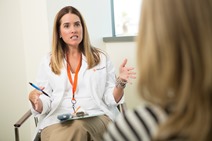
left=28, top=6, right=135, bottom=141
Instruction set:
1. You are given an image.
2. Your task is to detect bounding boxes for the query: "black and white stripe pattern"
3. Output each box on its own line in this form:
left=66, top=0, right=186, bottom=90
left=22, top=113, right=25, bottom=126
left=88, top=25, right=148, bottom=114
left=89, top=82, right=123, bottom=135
left=103, top=103, right=167, bottom=141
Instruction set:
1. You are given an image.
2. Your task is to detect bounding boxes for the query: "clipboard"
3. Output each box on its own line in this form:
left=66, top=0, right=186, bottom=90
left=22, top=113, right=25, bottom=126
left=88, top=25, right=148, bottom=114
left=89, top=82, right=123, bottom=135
left=57, top=113, right=104, bottom=122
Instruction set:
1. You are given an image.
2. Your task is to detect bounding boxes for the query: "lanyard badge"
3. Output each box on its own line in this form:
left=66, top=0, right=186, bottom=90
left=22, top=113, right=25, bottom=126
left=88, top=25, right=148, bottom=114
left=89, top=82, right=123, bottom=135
left=66, top=54, right=82, bottom=113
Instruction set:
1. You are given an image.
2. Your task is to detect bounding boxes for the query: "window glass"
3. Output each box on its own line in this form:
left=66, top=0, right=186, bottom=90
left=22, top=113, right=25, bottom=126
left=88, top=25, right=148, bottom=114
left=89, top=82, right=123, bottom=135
left=112, top=0, right=142, bottom=36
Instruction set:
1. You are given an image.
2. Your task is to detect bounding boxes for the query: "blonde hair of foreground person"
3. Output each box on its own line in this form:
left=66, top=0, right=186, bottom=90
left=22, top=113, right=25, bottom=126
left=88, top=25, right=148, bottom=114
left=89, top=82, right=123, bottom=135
left=137, top=0, right=212, bottom=140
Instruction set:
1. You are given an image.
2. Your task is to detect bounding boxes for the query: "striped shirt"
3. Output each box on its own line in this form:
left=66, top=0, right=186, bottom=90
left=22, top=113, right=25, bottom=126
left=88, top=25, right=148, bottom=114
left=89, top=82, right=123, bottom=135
left=103, top=103, right=167, bottom=141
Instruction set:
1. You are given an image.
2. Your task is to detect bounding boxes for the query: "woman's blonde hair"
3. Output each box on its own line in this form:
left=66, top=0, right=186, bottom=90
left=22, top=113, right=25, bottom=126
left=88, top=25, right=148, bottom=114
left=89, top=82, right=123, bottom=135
left=51, top=6, right=101, bottom=74
left=137, top=0, right=212, bottom=140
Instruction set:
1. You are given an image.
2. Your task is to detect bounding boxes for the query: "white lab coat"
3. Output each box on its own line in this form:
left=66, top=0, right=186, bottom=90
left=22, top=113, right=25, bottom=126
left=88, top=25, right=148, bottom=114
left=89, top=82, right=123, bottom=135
left=31, top=52, right=124, bottom=139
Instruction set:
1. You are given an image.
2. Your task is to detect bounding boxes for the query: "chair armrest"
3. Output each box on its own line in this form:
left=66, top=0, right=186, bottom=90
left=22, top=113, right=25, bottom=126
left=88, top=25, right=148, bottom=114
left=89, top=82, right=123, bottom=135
left=14, top=109, right=32, bottom=127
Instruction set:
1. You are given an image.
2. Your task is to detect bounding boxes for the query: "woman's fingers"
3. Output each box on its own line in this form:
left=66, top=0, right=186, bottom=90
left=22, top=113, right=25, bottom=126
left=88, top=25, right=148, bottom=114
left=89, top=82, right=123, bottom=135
left=118, top=58, right=136, bottom=84
left=29, top=90, right=42, bottom=110
left=120, top=58, right=127, bottom=68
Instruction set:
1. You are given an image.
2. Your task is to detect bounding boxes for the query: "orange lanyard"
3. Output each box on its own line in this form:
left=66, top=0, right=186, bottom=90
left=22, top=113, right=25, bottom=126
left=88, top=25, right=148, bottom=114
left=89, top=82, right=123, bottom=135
left=66, top=54, right=82, bottom=111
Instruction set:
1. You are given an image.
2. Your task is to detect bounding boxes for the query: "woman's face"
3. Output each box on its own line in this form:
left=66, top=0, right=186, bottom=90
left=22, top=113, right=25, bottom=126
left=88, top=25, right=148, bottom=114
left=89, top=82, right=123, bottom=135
left=59, top=13, right=83, bottom=48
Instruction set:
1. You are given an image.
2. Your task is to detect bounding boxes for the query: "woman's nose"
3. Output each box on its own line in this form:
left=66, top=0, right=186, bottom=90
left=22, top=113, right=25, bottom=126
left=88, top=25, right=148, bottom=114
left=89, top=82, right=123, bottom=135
left=70, top=26, right=76, bottom=33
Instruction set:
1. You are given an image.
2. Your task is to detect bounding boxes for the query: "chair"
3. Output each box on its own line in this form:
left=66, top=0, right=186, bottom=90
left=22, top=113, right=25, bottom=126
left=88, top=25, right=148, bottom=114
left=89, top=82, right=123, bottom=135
left=14, top=109, right=36, bottom=141
left=14, top=103, right=127, bottom=141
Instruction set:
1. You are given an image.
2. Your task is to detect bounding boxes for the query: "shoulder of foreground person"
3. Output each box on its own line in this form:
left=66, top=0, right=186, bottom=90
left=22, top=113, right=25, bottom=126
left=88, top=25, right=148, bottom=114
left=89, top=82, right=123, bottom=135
left=103, top=102, right=167, bottom=141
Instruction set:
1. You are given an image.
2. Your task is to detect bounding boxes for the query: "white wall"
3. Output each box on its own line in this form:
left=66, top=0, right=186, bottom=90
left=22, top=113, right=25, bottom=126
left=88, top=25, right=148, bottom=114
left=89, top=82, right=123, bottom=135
left=0, top=0, right=29, bottom=140
left=0, top=0, right=49, bottom=140
left=0, top=0, right=140, bottom=140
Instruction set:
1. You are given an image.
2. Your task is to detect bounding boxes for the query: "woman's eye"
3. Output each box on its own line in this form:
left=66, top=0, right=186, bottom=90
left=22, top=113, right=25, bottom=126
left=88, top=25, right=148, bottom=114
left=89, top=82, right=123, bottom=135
left=64, top=24, right=69, bottom=28
left=75, top=22, right=81, bottom=27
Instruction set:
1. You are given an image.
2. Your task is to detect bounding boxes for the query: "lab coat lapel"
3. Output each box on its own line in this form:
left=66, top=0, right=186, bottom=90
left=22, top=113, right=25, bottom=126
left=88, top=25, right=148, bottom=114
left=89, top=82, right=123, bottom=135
left=47, top=63, right=68, bottom=116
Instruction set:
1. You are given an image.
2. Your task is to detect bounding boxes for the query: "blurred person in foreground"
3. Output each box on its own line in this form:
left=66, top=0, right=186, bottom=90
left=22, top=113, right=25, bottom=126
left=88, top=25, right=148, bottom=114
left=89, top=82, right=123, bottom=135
left=103, top=0, right=212, bottom=140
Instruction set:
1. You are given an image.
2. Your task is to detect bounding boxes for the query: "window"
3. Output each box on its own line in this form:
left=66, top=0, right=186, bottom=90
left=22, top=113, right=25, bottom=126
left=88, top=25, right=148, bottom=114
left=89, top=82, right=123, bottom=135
left=111, top=0, right=142, bottom=37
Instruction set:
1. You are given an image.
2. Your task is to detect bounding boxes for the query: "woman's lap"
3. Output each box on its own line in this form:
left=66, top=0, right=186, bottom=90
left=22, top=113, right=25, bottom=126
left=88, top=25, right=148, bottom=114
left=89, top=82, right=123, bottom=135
left=41, top=115, right=111, bottom=141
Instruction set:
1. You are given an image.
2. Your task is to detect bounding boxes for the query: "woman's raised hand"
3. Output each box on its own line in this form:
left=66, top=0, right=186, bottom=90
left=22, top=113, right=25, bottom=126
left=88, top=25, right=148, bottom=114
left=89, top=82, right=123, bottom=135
left=118, top=58, right=136, bottom=84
